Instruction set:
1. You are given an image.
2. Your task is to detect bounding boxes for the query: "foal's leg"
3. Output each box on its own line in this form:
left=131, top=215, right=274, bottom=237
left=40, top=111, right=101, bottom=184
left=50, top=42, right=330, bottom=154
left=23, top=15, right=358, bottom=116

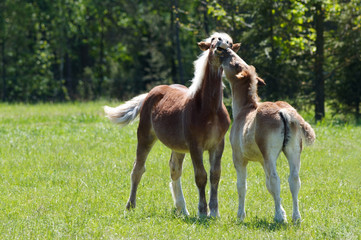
left=208, top=139, right=225, bottom=217
left=262, top=153, right=287, bottom=223
left=232, top=149, right=248, bottom=221
left=283, top=143, right=302, bottom=223
left=190, top=146, right=208, bottom=217
left=169, top=152, right=189, bottom=215
left=126, top=131, right=156, bottom=210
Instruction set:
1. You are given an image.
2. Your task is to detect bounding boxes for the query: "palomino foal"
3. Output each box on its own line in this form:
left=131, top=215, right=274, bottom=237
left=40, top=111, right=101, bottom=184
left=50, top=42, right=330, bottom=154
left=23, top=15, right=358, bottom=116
left=104, top=33, right=240, bottom=217
left=220, top=48, right=316, bottom=223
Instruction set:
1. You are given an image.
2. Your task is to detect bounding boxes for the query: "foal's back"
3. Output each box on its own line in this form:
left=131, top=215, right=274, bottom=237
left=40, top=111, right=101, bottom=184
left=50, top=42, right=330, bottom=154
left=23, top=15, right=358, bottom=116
left=140, top=84, right=229, bottom=153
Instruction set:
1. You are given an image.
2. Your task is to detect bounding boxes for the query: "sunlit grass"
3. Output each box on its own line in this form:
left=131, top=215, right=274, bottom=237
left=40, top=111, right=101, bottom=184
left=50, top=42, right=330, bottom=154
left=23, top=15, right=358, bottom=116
left=0, top=102, right=360, bottom=239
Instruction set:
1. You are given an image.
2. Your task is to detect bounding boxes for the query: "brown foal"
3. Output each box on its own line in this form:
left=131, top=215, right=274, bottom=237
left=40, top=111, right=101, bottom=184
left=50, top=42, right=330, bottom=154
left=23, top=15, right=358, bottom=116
left=104, top=33, right=240, bottom=217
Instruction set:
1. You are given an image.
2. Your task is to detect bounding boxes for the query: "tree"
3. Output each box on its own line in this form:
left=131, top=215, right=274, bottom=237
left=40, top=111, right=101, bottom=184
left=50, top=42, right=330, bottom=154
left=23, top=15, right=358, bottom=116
left=314, top=1, right=325, bottom=121
left=329, top=0, right=361, bottom=122
left=0, top=0, right=360, bottom=124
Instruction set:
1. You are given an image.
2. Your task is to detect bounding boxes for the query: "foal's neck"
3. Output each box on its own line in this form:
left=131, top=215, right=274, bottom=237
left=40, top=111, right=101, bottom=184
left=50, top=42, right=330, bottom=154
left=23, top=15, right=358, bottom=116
left=198, top=64, right=224, bottom=112
left=230, top=80, right=258, bottom=118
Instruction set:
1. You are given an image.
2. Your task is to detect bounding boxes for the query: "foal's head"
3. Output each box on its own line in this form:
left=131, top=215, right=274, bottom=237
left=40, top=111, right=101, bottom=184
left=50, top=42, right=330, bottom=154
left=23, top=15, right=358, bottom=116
left=221, top=48, right=266, bottom=106
left=198, top=32, right=241, bottom=67
left=221, top=48, right=266, bottom=87
left=189, top=33, right=241, bottom=96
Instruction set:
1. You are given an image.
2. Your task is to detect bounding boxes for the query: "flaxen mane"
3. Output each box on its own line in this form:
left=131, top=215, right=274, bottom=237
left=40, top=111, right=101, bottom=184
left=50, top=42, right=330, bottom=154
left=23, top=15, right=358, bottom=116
left=188, top=50, right=209, bottom=96
left=189, top=32, right=233, bottom=96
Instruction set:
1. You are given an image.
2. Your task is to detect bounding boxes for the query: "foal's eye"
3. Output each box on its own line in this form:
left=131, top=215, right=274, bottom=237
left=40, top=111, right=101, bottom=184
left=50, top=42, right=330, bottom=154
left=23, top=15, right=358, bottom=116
left=230, top=43, right=233, bottom=47
left=211, top=37, right=215, bottom=42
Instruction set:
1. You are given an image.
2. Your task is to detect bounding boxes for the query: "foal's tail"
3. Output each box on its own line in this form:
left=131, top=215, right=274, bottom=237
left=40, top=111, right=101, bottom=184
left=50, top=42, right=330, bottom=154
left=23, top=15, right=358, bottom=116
left=104, top=93, right=148, bottom=127
left=279, top=108, right=316, bottom=146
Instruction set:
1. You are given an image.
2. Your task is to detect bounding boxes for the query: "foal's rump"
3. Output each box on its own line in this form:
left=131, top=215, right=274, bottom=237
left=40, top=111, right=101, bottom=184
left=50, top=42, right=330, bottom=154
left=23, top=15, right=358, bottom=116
left=276, top=102, right=316, bottom=147
left=254, top=101, right=315, bottom=151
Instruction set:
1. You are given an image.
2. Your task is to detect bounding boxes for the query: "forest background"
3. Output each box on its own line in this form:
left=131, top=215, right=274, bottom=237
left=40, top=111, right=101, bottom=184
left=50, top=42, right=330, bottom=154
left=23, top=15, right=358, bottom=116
left=0, top=0, right=360, bottom=122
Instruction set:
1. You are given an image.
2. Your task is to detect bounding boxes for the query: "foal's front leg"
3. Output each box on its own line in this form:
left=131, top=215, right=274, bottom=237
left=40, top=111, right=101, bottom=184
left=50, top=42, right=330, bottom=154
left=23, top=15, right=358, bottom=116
left=232, top=151, right=248, bottom=221
left=190, top=147, right=208, bottom=217
left=208, top=139, right=225, bottom=217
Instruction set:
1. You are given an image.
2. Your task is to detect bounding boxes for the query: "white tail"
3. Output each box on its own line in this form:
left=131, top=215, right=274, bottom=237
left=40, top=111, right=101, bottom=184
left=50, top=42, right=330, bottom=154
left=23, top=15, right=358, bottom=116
left=104, top=93, right=148, bottom=127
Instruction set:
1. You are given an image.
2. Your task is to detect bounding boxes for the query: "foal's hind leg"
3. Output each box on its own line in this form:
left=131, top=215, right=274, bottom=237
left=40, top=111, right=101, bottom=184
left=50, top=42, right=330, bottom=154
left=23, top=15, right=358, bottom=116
left=283, top=142, right=302, bottom=223
left=208, top=139, right=225, bottom=217
left=126, top=131, right=156, bottom=210
left=262, top=152, right=287, bottom=223
left=169, top=152, right=189, bottom=215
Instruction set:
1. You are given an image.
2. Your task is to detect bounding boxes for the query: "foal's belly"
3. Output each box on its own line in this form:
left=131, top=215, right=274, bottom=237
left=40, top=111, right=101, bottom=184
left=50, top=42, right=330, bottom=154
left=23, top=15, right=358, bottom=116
left=241, top=141, right=263, bottom=163
left=152, top=123, right=189, bottom=153
left=151, top=111, right=189, bottom=153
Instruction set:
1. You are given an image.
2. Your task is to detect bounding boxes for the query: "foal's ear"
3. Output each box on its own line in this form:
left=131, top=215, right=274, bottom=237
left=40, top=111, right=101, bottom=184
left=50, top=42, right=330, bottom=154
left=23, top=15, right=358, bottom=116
left=257, top=77, right=266, bottom=86
left=236, top=70, right=249, bottom=79
left=232, top=43, right=241, bottom=52
left=198, top=42, right=211, bottom=51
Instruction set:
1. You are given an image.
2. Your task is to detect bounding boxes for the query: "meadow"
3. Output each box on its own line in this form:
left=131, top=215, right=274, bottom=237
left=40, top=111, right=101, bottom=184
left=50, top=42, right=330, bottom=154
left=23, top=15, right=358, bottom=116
left=0, top=102, right=360, bottom=239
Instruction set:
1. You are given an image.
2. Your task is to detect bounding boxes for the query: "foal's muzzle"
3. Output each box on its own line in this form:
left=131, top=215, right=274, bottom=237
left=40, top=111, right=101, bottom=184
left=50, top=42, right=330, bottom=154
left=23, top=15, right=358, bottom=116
left=215, top=41, right=229, bottom=54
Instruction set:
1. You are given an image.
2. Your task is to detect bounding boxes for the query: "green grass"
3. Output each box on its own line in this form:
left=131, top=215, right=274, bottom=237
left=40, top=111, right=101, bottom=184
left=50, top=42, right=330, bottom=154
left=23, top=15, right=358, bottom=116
left=0, top=102, right=360, bottom=239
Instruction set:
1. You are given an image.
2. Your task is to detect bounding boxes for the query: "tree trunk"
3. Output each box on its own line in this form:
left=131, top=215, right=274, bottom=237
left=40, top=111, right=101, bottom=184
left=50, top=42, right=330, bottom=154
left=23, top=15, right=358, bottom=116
left=1, top=38, right=6, bottom=101
left=98, top=17, right=104, bottom=98
left=65, top=51, right=72, bottom=98
left=0, top=4, right=6, bottom=101
left=173, top=0, right=184, bottom=85
left=314, top=2, right=325, bottom=121
left=269, top=0, right=277, bottom=96
left=201, top=1, right=209, bottom=35
left=170, top=2, right=177, bottom=84
left=356, top=100, right=360, bottom=124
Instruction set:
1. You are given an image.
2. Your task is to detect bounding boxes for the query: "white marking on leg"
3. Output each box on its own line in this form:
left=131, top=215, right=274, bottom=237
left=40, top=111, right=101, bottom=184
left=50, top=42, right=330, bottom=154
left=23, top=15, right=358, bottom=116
left=170, top=178, right=189, bottom=216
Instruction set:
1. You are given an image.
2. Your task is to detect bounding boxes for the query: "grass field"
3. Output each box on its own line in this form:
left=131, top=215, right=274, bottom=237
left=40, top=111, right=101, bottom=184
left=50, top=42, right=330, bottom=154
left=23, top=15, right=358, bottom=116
left=0, top=102, right=360, bottom=239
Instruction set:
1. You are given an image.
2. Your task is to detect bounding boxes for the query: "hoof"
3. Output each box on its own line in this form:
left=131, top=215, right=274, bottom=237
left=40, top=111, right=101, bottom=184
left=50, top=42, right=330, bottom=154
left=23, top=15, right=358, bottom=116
left=175, top=208, right=189, bottom=216
left=274, top=212, right=287, bottom=223
left=198, top=211, right=208, bottom=218
left=274, top=207, right=287, bottom=223
left=292, top=215, right=302, bottom=225
left=126, top=201, right=135, bottom=210
left=237, top=211, right=246, bottom=221
left=274, top=215, right=287, bottom=223
left=181, top=208, right=190, bottom=216
left=209, top=210, right=220, bottom=218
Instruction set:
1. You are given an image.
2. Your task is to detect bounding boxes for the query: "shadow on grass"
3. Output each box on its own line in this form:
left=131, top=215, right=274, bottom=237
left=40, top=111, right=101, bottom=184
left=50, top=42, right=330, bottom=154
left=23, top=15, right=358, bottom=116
left=238, top=216, right=300, bottom=232
left=170, top=209, right=300, bottom=231
left=170, top=209, right=216, bottom=228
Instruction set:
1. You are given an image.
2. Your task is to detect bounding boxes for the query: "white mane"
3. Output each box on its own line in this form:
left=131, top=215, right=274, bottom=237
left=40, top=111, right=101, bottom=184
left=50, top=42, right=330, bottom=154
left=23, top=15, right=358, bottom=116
left=188, top=50, right=209, bottom=96
left=188, top=32, right=233, bottom=97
